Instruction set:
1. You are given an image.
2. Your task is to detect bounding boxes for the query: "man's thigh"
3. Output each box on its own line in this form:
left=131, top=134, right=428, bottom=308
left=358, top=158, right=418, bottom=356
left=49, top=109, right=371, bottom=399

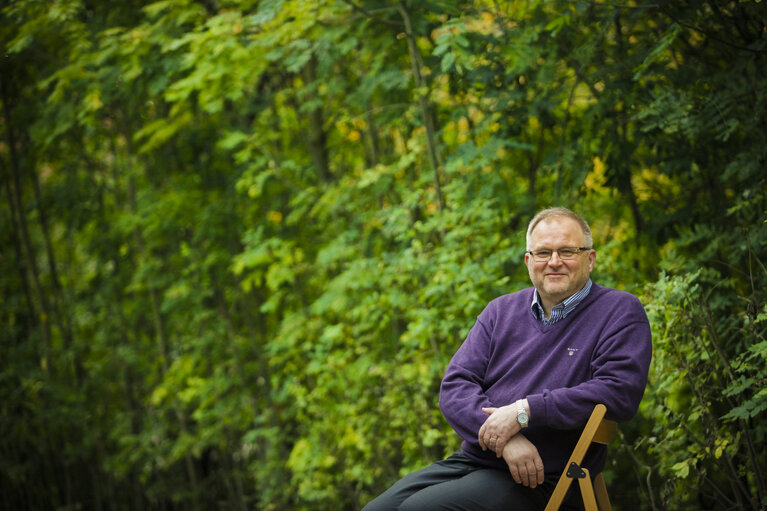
left=362, top=451, right=551, bottom=511
left=362, top=452, right=477, bottom=511
left=398, top=467, right=547, bottom=511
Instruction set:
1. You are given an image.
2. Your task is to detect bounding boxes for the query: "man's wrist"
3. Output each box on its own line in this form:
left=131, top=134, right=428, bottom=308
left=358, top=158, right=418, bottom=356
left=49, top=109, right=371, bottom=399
left=516, top=399, right=530, bottom=428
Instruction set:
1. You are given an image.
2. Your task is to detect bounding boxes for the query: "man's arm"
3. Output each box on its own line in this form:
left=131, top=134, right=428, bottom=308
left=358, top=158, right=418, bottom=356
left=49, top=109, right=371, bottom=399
left=478, top=399, right=529, bottom=457
left=439, top=313, right=496, bottom=446
left=526, top=300, right=652, bottom=428
left=502, top=433, right=544, bottom=488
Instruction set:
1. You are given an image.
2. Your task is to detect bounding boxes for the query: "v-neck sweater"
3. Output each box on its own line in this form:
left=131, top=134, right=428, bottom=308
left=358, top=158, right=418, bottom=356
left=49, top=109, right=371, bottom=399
left=439, top=283, right=652, bottom=477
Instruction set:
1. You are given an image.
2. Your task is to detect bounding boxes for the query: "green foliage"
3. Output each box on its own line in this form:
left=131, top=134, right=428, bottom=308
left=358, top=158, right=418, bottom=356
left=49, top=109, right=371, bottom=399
left=643, top=264, right=767, bottom=509
left=2, top=0, right=767, bottom=509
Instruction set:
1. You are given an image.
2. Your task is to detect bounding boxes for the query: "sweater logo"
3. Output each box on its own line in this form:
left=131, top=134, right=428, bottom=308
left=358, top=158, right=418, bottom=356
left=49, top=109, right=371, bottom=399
left=567, top=348, right=579, bottom=357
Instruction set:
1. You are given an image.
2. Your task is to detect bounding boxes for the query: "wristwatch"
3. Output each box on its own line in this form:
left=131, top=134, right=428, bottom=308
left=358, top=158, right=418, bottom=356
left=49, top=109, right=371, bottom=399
left=516, top=400, right=529, bottom=428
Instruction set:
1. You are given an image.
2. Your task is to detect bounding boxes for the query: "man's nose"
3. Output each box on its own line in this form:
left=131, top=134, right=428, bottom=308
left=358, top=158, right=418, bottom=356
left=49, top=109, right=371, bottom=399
left=547, top=251, right=563, bottom=265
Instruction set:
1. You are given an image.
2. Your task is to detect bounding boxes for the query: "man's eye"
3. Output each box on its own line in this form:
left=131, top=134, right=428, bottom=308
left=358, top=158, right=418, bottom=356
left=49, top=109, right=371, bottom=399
left=559, top=249, right=576, bottom=257
left=535, top=251, right=552, bottom=257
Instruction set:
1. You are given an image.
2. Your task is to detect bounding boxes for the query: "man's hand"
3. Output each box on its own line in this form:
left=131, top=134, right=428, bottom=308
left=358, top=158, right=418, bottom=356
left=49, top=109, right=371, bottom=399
left=478, top=405, right=520, bottom=457
left=501, top=434, right=545, bottom=488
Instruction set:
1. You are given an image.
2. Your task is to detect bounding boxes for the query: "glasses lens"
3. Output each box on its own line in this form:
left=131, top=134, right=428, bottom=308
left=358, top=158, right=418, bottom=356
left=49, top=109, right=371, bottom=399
left=531, top=248, right=586, bottom=261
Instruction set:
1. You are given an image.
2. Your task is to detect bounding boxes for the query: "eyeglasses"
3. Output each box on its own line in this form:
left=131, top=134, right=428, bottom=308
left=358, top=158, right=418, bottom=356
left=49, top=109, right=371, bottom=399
left=526, top=247, right=592, bottom=262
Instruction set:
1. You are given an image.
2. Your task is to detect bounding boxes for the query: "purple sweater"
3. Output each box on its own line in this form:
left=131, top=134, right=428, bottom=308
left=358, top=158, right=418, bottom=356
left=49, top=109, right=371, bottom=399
left=439, top=283, right=652, bottom=477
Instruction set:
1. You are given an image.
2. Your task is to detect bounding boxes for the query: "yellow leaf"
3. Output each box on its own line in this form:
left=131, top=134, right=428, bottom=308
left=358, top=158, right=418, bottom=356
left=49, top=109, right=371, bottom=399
left=266, top=210, right=283, bottom=224
left=85, top=89, right=103, bottom=111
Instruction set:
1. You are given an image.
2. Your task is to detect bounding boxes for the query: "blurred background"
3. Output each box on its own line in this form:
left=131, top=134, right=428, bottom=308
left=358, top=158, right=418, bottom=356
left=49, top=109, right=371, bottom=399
left=1, top=1, right=766, bottom=509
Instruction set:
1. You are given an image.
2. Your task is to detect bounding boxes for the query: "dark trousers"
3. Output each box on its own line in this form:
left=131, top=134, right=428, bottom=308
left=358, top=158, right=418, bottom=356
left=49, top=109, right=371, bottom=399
left=362, top=451, right=585, bottom=511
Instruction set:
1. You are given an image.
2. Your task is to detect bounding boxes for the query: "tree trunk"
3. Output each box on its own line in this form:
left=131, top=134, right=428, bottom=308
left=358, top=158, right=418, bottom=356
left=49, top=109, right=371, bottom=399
left=1, top=157, right=36, bottom=338
left=0, top=73, right=53, bottom=366
left=120, top=117, right=202, bottom=510
left=28, top=156, right=84, bottom=384
left=397, top=1, right=445, bottom=212
left=301, top=55, right=333, bottom=182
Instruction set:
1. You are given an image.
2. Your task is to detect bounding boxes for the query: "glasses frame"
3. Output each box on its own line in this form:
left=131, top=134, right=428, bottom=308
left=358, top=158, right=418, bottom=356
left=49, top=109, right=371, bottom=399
left=526, top=247, right=592, bottom=262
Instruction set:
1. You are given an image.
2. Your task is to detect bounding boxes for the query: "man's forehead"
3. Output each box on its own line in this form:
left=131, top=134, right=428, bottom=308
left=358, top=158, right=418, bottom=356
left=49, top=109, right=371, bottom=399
left=532, top=216, right=580, bottom=231
left=530, top=217, right=585, bottom=240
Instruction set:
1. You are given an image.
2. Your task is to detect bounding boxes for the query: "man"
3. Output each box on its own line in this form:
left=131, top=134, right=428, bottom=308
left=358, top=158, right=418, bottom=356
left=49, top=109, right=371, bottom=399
left=363, top=207, right=652, bottom=511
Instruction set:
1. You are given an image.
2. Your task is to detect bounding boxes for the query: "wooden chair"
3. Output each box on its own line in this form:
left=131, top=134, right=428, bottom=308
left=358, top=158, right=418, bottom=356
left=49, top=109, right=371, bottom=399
left=544, top=404, right=617, bottom=511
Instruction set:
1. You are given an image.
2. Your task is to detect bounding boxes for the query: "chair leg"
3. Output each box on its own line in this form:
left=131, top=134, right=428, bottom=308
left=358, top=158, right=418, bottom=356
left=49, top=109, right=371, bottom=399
left=577, top=468, right=598, bottom=511
left=544, top=467, right=573, bottom=511
left=594, top=473, right=612, bottom=511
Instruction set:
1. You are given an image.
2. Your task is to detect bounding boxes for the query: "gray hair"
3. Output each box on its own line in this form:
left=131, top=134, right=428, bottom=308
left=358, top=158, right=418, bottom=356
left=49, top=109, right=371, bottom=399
left=525, top=207, right=593, bottom=249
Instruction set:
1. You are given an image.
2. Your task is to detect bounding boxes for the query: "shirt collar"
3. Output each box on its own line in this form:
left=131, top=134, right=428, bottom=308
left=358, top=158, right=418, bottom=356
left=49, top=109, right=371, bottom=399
left=530, top=279, right=593, bottom=325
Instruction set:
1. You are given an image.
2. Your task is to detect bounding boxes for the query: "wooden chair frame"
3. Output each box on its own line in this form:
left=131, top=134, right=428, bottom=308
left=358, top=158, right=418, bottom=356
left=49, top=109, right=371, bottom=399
left=544, top=404, right=617, bottom=511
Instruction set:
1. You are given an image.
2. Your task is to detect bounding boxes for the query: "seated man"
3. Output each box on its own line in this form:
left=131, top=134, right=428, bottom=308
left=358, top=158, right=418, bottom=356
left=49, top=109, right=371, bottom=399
left=363, top=207, right=652, bottom=511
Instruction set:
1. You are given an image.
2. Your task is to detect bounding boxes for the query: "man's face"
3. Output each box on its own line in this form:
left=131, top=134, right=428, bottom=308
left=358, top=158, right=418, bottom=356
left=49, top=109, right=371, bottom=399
left=525, top=216, right=596, bottom=311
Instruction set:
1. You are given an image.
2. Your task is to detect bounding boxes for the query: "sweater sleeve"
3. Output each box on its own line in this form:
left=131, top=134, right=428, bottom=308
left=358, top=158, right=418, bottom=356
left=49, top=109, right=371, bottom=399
left=526, top=293, right=652, bottom=428
left=439, top=307, right=497, bottom=446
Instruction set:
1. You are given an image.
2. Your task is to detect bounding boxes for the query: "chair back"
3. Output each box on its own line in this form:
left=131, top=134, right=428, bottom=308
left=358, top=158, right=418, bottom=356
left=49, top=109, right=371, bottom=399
left=593, top=417, right=616, bottom=445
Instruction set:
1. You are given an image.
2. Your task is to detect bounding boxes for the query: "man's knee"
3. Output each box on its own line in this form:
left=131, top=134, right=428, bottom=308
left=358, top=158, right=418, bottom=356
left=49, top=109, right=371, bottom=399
left=361, top=495, right=397, bottom=511
left=396, top=498, right=422, bottom=511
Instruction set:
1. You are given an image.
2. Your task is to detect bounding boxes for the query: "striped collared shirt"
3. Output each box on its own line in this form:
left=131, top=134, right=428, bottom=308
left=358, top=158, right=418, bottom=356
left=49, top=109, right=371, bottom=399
left=530, top=279, right=593, bottom=325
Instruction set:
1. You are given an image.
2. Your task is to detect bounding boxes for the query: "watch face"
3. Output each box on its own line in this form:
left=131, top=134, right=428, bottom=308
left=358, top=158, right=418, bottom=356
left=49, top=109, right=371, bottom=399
left=518, top=411, right=529, bottom=424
